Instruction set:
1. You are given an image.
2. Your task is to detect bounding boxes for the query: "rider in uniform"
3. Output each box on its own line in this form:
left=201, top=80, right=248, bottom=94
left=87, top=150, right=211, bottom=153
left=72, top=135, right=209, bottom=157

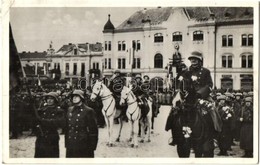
left=187, top=51, right=222, bottom=157
left=108, top=70, right=126, bottom=119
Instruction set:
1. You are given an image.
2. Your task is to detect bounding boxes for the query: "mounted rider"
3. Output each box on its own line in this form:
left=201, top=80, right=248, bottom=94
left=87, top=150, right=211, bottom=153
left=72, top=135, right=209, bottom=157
left=132, top=74, right=150, bottom=119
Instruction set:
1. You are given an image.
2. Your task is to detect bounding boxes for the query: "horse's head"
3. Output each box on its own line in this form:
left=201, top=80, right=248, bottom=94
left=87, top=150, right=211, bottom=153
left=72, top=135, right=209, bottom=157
left=120, top=86, right=134, bottom=105
left=90, top=80, right=103, bottom=101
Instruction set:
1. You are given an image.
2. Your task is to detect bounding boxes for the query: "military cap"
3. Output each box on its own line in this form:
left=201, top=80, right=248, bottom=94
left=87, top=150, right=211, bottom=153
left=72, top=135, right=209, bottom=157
left=224, top=92, right=234, bottom=98
left=114, top=70, right=121, bottom=74
left=135, top=74, right=142, bottom=79
left=216, top=92, right=222, bottom=96
left=72, top=89, right=84, bottom=99
left=45, top=92, right=59, bottom=102
left=143, top=75, right=150, bottom=80
left=217, top=95, right=226, bottom=101
left=235, top=92, right=242, bottom=96
left=244, top=97, right=253, bottom=103
left=188, top=51, right=203, bottom=61
left=248, top=91, right=253, bottom=96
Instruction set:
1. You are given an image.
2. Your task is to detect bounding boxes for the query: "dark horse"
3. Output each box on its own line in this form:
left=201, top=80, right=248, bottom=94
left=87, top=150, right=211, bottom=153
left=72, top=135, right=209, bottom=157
left=166, top=71, right=222, bottom=157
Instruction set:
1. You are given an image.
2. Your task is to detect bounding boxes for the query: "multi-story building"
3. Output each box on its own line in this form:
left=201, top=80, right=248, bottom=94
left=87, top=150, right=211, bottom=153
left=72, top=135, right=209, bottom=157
left=19, top=42, right=103, bottom=85
left=102, top=7, right=253, bottom=90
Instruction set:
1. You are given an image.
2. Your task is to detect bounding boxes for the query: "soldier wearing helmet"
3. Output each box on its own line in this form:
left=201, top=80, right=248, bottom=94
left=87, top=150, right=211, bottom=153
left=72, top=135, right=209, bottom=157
left=34, top=92, right=65, bottom=158
left=188, top=51, right=213, bottom=100
left=239, top=96, right=253, bottom=157
left=233, top=92, right=243, bottom=141
left=65, top=89, right=98, bottom=158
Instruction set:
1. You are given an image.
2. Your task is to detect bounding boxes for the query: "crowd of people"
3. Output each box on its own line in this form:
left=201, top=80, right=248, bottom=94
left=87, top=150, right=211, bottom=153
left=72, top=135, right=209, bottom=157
left=9, top=51, right=254, bottom=158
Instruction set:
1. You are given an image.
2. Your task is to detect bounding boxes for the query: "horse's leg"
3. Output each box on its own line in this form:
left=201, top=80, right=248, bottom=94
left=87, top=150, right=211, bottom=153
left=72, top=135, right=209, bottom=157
left=108, top=115, right=115, bottom=147
left=116, top=116, right=123, bottom=142
left=103, top=115, right=110, bottom=146
left=133, top=120, right=139, bottom=148
left=140, top=119, right=145, bottom=143
left=128, top=120, right=133, bottom=143
left=151, top=115, right=154, bottom=134
left=147, top=116, right=151, bottom=142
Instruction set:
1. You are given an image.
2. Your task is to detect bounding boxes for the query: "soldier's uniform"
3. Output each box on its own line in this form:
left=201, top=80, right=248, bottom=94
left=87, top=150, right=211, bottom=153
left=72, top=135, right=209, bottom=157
left=239, top=97, right=253, bottom=157
left=233, top=93, right=243, bottom=141
left=34, top=92, right=65, bottom=158
left=65, top=90, right=98, bottom=158
left=216, top=95, right=233, bottom=156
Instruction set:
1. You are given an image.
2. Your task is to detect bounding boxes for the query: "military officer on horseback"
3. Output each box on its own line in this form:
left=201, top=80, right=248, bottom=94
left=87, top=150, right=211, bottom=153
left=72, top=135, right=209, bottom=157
left=188, top=51, right=213, bottom=100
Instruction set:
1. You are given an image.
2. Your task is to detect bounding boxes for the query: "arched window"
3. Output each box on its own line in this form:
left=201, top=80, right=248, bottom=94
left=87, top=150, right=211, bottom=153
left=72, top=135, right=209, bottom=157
left=241, top=54, right=253, bottom=68
left=193, top=31, right=203, bottom=41
left=241, top=34, right=247, bottom=46
left=154, top=33, right=163, bottom=43
left=248, top=34, right=253, bottom=46
left=172, top=32, right=182, bottom=41
left=222, top=54, right=233, bottom=68
left=154, top=54, right=163, bottom=68
left=228, top=35, right=233, bottom=46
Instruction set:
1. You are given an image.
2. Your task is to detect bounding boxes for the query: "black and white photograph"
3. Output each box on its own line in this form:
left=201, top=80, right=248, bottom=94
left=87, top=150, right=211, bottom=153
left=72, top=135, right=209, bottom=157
left=2, top=0, right=259, bottom=164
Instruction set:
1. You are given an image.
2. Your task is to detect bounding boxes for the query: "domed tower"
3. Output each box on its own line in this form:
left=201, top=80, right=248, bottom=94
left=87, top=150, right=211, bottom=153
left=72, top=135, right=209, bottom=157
left=103, top=14, right=115, bottom=33
left=103, top=14, right=115, bottom=77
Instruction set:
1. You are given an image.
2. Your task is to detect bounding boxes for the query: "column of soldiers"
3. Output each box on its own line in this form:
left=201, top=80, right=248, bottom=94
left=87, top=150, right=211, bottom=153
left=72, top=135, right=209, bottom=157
left=215, top=91, right=254, bottom=157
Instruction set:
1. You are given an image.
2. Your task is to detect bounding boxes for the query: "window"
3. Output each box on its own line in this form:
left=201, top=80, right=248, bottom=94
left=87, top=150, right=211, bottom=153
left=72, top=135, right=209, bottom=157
left=108, top=58, right=111, bottom=69
left=172, top=32, right=182, bottom=41
left=96, top=63, right=99, bottom=70
left=248, top=34, right=253, bottom=46
left=221, top=78, right=233, bottom=90
left=118, top=58, right=121, bottom=69
left=122, top=59, right=125, bottom=69
left=241, top=54, right=253, bottom=68
left=133, top=58, right=141, bottom=69
left=242, top=34, right=253, bottom=46
left=241, top=55, right=247, bottom=68
left=105, top=41, right=107, bottom=51
left=154, top=33, right=163, bottom=43
left=65, top=63, right=69, bottom=76
left=154, top=54, right=163, bottom=68
left=118, top=58, right=125, bottom=69
left=81, top=63, right=85, bottom=77
left=222, top=35, right=233, bottom=47
left=241, top=77, right=253, bottom=91
left=122, top=41, right=126, bottom=51
left=73, top=63, right=77, bottom=75
left=193, top=31, right=203, bottom=41
left=74, top=49, right=78, bottom=55
left=118, top=41, right=121, bottom=51
left=108, top=41, right=111, bottom=51
left=228, top=35, right=233, bottom=46
left=92, top=62, right=99, bottom=70
left=248, top=55, right=253, bottom=68
left=222, top=55, right=232, bottom=68
left=104, top=58, right=107, bottom=69
left=222, top=35, right=227, bottom=47
left=137, top=40, right=141, bottom=50
left=241, top=34, right=247, bottom=46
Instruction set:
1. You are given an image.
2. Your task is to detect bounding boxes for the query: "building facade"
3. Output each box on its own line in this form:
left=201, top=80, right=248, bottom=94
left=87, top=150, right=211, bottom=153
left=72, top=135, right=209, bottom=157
left=19, top=42, right=103, bottom=85
left=102, top=7, right=253, bottom=91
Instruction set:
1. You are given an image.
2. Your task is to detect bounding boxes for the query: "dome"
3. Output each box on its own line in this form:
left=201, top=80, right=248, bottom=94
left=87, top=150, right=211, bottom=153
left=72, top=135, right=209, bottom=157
left=103, top=14, right=115, bottom=33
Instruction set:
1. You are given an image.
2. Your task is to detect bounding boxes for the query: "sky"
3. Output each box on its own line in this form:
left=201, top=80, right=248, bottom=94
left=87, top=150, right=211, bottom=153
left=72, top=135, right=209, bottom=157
left=10, top=7, right=142, bottom=52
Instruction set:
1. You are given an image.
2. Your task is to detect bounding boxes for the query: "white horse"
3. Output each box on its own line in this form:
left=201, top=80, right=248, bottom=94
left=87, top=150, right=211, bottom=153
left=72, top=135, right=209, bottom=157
left=120, top=86, right=152, bottom=147
left=90, top=80, right=123, bottom=147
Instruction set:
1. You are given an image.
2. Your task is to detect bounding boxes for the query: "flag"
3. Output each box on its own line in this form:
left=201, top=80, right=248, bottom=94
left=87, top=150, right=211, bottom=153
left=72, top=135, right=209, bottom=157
left=9, top=23, right=25, bottom=91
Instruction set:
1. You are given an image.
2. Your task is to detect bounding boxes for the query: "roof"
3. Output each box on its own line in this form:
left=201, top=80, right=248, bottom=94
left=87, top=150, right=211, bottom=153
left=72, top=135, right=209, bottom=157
left=19, top=51, right=47, bottom=59
left=56, top=43, right=102, bottom=55
left=103, top=14, right=115, bottom=33
left=114, top=7, right=253, bottom=32
left=116, top=7, right=174, bottom=31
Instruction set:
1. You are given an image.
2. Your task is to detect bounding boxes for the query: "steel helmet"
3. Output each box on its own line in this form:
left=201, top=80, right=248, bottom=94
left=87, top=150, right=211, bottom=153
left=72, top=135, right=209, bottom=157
left=188, top=51, right=203, bottom=61
left=45, top=92, right=59, bottom=102
left=72, top=89, right=84, bottom=99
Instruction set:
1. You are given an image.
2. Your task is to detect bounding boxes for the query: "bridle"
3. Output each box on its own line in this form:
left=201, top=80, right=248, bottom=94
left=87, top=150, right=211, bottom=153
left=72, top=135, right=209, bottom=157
left=92, top=83, right=112, bottom=100
left=122, top=89, right=137, bottom=106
